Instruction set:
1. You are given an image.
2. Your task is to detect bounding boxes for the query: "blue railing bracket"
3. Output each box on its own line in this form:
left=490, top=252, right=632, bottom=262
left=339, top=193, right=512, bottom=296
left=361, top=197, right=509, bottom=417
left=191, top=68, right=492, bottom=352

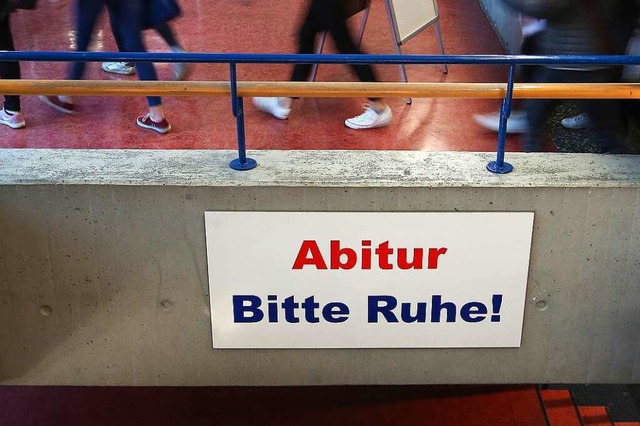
left=487, top=64, right=516, bottom=175
left=229, top=62, right=257, bottom=171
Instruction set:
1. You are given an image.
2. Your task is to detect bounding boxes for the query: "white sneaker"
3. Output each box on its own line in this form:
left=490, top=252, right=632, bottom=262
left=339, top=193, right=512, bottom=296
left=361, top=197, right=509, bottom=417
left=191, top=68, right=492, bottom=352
left=561, top=112, right=591, bottom=129
left=171, top=47, right=192, bottom=81
left=0, top=109, right=26, bottom=129
left=253, top=97, right=291, bottom=120
left=473, top=111, right=528, bottom=133
left=102, top=62, right=136, bottom=76
left=344, top=104, right=392, bottom=130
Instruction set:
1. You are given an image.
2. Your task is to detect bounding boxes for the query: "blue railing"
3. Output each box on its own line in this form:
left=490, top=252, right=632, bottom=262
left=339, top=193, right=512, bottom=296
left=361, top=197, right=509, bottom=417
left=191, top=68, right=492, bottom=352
left=2, top=51, right=640, bottom=173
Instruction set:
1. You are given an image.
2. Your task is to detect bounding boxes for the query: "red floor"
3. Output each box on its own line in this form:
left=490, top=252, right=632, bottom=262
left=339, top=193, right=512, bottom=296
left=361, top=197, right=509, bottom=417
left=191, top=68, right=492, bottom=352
left=0, top=385, right=548, bottom=426
left=0, top=0, right=526, bottom=151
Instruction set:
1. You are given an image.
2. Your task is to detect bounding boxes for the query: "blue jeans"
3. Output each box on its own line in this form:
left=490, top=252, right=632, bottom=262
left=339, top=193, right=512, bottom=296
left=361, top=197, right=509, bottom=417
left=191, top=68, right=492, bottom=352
left=70, top=0, right=161, bottom=107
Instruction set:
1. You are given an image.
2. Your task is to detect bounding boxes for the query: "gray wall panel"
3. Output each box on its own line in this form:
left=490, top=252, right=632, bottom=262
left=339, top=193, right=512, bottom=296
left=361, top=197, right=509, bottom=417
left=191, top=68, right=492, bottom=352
left=0, top=150, right=639, bottom=385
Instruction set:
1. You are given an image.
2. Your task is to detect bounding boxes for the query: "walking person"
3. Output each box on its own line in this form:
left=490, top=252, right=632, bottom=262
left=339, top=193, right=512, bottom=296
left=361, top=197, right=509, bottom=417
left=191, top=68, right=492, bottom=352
left=472, top=14, right=546, bottom=134
left=252, top=0, right=392, bottom=130
left=500, top=0, right=635, bottom=153
left=561, top=0, right=640, bottom=130
left=39, top=0, right=171, bottom=133
left=0, top=0, right=27, bottom=129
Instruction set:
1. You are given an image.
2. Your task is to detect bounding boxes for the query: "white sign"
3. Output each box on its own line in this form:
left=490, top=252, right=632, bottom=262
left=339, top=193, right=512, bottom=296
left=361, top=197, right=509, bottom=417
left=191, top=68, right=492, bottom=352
left=387, top=0, right=439, bottom=43
left=205, top=212, right=534, bottom=349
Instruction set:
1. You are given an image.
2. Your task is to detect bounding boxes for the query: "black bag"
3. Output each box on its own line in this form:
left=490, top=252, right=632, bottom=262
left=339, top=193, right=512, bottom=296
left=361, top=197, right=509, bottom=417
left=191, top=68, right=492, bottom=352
left=8, top=0, right=37, bottom=10
left=145, top=0, right=181, bottom=28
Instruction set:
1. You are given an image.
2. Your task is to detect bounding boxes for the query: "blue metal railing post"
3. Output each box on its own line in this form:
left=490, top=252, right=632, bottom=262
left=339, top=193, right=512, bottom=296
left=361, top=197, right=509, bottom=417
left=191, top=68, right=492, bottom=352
left=487, top=65, right=516, bottom=174
left=229, top=62, right=257, bottom=171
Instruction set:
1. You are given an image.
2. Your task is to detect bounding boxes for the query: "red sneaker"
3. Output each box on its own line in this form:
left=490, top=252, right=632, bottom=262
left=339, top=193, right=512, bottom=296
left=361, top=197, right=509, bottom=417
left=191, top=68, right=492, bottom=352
left=136, top=114, right=172, bottom=134
left=38, top=95, right=76, bottom=114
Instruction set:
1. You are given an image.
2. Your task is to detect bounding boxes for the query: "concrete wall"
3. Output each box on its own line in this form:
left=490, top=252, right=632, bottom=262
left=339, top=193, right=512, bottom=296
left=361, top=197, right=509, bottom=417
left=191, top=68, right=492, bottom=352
left=478, top=0, right=521, bottom=53
left=1, top=149, right=639, bottom=386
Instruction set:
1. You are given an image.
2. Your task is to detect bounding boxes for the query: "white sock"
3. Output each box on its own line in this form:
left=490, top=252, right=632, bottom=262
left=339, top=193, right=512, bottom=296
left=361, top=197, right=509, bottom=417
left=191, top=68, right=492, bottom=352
left=369, top=101, right=387, bottom=113
left=59, top=96, right=72, bottom=104
left=277, top=97, right=293, bottom=109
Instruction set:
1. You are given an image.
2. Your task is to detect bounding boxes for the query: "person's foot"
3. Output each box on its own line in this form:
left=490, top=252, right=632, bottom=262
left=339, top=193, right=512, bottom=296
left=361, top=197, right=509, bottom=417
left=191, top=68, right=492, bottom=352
left=561, top=112, right=592, bottom=129
left=38, top=95, right=76, bottom=114
left=344, top=104, right=392, bottom=130
left=171, top=47, right=192, bottom=81
left=0, top=109, right=26, bottom=129
left=253, top=97, right=291, bottom=120
left=102, top=62, right=136, bottom=76
left=136, top=113, right=172, bottom=134
left=472, top=111, right=528, bottom=133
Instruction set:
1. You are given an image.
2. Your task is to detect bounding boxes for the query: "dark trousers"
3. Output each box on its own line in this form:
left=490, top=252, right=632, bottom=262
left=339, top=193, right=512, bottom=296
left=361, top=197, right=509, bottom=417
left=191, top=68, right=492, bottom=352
left=110, top=18, right=179, bottom=52
left=519, top=32, right=542, bottom=83
left=70, top=0, right=161, bottom=107
left=521, top=67, right=629, bottom=153
left=0, top=13, right=21, bottom=112
left=290, top=0, right=379, bottom=99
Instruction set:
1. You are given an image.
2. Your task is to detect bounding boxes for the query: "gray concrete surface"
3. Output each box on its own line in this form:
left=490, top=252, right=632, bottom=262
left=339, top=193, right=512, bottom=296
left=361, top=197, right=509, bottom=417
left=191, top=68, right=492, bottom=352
left=478, top=0, right=521, bottom=53
left=1, top=149, right=639, bottom=385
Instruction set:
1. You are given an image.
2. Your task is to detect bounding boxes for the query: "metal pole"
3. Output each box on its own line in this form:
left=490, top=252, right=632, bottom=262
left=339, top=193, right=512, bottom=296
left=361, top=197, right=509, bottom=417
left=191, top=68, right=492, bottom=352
left=384, top=0, right=411, bottom=104
left=487, top=64, right=515, bottom=174
left=229, top=62, right=257, bottom=171
left=434, top=20, right=448, bottom=74
left=309, top=32, right=327, bottom=82
left=356, top=1, right=372, bottom=45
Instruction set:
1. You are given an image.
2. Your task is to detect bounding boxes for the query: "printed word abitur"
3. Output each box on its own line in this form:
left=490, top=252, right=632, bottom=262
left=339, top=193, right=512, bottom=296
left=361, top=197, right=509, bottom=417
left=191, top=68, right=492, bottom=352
left=292, top=240, right=448, bottom=270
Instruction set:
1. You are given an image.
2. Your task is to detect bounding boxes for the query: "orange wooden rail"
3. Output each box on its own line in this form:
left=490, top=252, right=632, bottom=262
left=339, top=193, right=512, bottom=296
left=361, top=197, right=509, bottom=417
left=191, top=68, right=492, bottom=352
left=0, top=80, right=639, bottom=99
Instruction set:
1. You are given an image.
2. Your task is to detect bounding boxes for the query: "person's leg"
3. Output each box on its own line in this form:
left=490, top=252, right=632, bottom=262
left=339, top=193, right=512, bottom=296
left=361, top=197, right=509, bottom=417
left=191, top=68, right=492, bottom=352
left=0, top=13, right=25, bottom=128
left=40, top=0, right=105, bottom=114
left=322, top=0, right=390, bottom=129
left=0, top=13, right=21, bottom=113
left=102, top=9, right=136, bottom=76
left=254, top=0, right=322, bottom=119
left=325, top=0, right=377, bottom=85
left=107, top=0, right=169, bottom=131
left=289, top=0, right=323, bottom=82
left=108, top=0, right=161, bottom=106
left=473, top=28, right=540, bottom=134
left=575, top=68, right=630, bottom=153
left=70, top=0, right=105, bottom=80
left=60, top=0, right=102, bottom=109
left=154, top=22, right=191, bottom=80
left=520, top=67, right=558, bottom=152
left=108, top=7, right=126, bottom=51
left=155, top=22, right=180, bottom=48
left=519, top=32, right=542, bottom=84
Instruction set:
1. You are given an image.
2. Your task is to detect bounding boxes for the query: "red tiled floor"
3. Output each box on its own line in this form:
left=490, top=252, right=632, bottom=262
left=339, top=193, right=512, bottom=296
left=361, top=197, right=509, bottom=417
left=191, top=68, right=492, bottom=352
left=578, top=406, right=612, bottom=426
left=0, top=385, right=548, bottom=426
left=541, top=389, right=582, bottom=426
left=0, top=0, right=529, bottom=152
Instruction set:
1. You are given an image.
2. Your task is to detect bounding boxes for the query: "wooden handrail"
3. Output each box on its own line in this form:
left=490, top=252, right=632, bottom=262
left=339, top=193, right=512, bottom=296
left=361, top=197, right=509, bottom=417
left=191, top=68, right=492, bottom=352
left=0, top=80, right=639, bottom=99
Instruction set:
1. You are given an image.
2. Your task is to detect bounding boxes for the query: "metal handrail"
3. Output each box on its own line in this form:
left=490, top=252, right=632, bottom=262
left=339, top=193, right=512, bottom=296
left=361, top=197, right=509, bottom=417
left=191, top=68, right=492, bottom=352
left=2, top=51, right=639, bottom=172
left=1, top=80, right=639, bottom=98
left=2, top=51, right=640, bottom=66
